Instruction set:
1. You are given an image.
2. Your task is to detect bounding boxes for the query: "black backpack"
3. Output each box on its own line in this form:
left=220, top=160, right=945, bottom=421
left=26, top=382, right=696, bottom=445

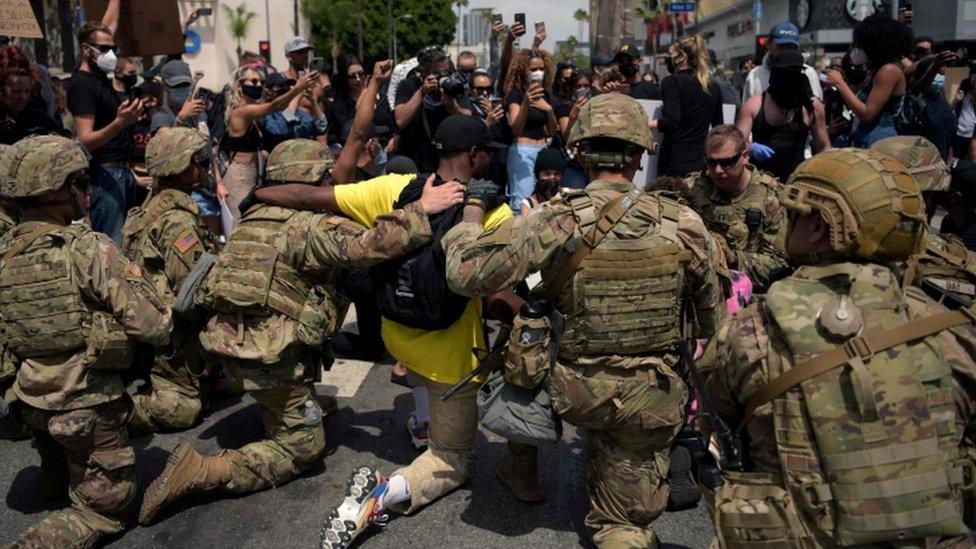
left=369, top=174, right=471, bottom=330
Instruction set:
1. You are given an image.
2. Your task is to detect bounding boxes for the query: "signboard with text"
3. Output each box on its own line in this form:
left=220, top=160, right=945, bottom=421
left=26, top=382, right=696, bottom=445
left=669, top=2, right=696, bottom=13
left=0, top=0, right=43, bottom=39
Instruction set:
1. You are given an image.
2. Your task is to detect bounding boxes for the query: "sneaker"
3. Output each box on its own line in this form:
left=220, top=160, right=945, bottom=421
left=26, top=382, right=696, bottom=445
left=405, top=412, right=428, bottom=450
left=320, top=466, right=389, bottom=549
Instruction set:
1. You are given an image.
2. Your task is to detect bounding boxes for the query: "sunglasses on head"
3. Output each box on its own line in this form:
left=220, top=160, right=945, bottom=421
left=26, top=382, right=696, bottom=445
left=87, top=43, right=118, bottom=54
left=704, top=153, right=741, bottom=168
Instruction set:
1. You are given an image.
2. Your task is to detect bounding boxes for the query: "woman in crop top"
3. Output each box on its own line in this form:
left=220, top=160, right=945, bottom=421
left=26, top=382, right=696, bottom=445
left=505, top=48, right=558, bottom=214
left=222, top=64, right=313, bottom=222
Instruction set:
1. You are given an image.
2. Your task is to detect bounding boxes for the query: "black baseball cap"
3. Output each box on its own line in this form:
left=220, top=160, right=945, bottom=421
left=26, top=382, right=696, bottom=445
left=433, top=115, right=506, bottom=153
left=613, top=39, right=642, bottom=62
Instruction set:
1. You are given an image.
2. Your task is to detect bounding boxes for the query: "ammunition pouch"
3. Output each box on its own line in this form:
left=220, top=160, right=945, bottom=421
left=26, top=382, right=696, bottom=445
left=712, top=472, right=813, bottom=548
left=504, top=312, right=552, bottom=389
left=83, top=311, right=136, bottom=371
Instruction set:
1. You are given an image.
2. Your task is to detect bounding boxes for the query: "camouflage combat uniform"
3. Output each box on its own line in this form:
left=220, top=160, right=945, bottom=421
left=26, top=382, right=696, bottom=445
left=684, top=166, right=791, bottom=292
left=0, top=136, right=172, bottom=548
left=444, top=95, right=726, bottom=547
left=138, top=139, right=433, bottom=525
left=122, top=128, right=216, bottom=435
left=706, top=149, right=976, bottom=547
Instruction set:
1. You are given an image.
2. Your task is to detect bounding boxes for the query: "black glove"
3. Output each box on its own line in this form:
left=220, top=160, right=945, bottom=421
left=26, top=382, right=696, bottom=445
left=237, top=186, right=259, bottom=214
left=464, top=178, right=504, bottom=212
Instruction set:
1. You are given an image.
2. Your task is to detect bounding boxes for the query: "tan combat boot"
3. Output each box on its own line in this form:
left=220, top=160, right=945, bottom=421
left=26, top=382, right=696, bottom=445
left=139, top=441, right=232, bottom=525
left=495, top=441, right=545, bottom=503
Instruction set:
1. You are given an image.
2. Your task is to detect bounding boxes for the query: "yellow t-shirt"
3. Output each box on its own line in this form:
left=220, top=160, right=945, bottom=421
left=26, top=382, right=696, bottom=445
left=335, top=173, right=513, bottom=385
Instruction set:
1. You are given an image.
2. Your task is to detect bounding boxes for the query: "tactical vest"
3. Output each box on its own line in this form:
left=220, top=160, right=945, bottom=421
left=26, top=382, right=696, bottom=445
left=0, top=211, right=14, bottom=240
left=689, top=168, right=779, bottom=252
left=554, top=190, right=690, bottom=359
left=0, top=224, right=132, bottom=366
left=122, top=189, right=202, bottom=301
left=762, top=263, right=968, bottom=546
left=204, top=206, right=340, bottom=348
left=903, top=230, right=976, bottom=307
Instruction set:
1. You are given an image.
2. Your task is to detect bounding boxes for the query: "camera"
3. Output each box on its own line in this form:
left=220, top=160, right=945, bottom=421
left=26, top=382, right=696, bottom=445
left=437, top=70, right=466, bottom=99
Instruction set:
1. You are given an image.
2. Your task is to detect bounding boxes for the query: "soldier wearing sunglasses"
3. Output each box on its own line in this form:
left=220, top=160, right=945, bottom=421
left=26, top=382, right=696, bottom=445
left=684, top=124, right=792, bottom=292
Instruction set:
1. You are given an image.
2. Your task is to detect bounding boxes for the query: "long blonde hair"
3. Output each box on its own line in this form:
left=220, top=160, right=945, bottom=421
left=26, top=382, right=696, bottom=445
left=224, top=65, right=267, bottom=125
left=673, top=34, right=710, bottom=93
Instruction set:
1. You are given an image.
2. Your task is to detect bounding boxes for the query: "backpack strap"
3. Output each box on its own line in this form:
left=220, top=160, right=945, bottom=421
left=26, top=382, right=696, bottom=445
left=545, top=189, right=640, bottom=303
left=2, top=223, right=61, bottom=265
left=737, top=303, right=976, bottom=433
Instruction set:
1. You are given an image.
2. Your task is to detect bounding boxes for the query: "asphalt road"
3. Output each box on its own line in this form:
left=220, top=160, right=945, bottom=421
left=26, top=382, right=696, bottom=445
left=0, top=319, right=715, bottom=548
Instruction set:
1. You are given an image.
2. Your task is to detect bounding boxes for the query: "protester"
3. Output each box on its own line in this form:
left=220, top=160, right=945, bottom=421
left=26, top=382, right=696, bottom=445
left=261, top=72, right=328, bottom=150
left=650, top=34, right=724, bottom=176
left=518, top=147, right=565, bottom=214
left=221, top=64, right=313, bottom=221
left=111, top=56, right=138, bottom=97
left=327, top=55, right=368, bottom=143
left=737, top=50, right=830, bottom=182
left=282, top=36, right=314, bottom=82
left=505, top=48, right=557, bottom=212
left=0, top=68, right=64, bottom=144
left=907, top=52, right=957, bottom=160
left=824, top=15, right=912, bottom=148
left=823, top=51, right=863, bottom=147
left=456, top=50, right=478, bottom=89
left=612, top=39, right=660, bottom=99
left=68, top=8, right=146, bottom=243
left=744, top=21, right=823, bottom=101
left=954, top=77, right=976, bottom=160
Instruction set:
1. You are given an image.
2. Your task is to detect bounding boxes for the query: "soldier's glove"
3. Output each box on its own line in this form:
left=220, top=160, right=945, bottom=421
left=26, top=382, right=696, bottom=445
left=236, top=187, right=259, bottom=214
left=464, top=178, right=504, bottom=212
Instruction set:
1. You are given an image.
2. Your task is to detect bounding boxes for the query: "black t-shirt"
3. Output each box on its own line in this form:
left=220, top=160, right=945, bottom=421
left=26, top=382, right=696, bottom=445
left=505, top=88, right=553, bottom=139
left=629, top=81, right=661, bottom=100
left=67, top=70, right=132, bottom=164
left=395, top=73, right=470, bottom=173
left=130, top=117, right=152, bottom=163
left=0, top=102, right=64, bottom=145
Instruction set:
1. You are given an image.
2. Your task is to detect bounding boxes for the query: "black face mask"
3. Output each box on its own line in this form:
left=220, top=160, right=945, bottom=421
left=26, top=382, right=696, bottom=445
left=843, top=67, right=868, bottom=87
left=242, top=85, right=264, bottom=100
left=620, top=62, right=639, bottom=78
left=665, top=57, right=677, bottom=74
left=119, top=73, right=137, bottom=89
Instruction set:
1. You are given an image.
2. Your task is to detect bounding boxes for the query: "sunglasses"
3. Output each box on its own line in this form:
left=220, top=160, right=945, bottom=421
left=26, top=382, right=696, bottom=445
left=347, top=71, right=365, bottom=80
left=704, top=153, right=741, bottom=168
left=87, top=43, right=118, bottom=54
left=473, top=86, right=492, bottom=94
left=240, top=77, right=264, bottom=86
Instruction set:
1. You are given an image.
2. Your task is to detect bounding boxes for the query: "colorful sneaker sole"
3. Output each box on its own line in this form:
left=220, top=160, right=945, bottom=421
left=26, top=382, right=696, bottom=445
left=319, top=466, right=384, bottom=549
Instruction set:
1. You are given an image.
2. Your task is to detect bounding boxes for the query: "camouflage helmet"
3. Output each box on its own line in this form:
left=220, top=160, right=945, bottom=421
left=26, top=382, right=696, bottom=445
left=780, top=148, right=925, bottom=262
left=145, top=128, right=207, bottom=178
left=870, top=136, right=950, bottom=193
left=266, top=139, right=334, bottom=184
left=0, top=136, right=89, bottom=199
left=568, top=92, right=654, bottom=154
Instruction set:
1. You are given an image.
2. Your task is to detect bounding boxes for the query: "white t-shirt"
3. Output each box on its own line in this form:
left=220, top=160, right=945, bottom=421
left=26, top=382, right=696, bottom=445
left=743, top=53, right=824, bottom=102
left=957, top=94, right=976, bottom=138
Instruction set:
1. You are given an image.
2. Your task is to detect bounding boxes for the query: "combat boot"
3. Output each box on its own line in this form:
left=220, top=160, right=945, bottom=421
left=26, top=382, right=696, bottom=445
left=495, top=441, right=544, bottom=503
left=33, top=432, right=69, bottom=501
left=139, top=441, right=231, bottom=525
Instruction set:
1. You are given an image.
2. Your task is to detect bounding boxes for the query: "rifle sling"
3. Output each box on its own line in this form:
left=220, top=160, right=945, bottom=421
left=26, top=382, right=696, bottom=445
left=546, top=189, right=639, bottom=303
left=737, top=304, right=976, bottom=433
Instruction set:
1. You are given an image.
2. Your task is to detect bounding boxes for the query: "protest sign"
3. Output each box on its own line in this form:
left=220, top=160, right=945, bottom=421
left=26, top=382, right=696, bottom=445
left=0, top=0, right=43, bottom=39
left=83, top=0, right=184, bottom=56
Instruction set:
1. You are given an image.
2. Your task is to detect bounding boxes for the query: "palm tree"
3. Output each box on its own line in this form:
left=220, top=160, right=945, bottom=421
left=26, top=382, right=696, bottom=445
left=573, top=9, right=588, bottom=46
left=455, top=0, right=469, bottom=48
left=222, top=3, right=258, bottom=63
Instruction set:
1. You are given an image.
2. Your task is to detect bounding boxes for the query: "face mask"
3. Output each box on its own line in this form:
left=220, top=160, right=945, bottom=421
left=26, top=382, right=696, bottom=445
left=169, top=86, right=190, bottom=108
left=768, top=69, right=808, bottom=109
left=931, top=73, right=946, bottom=94
left=844, top=66, right=868, bottom=86
left=529, top=70, right=545, bottom=83
left=665, top=57, right=677, bottom=74
left=849, top=47, right=868, bottom=66
left=620, top=62, right=639, bottom=78
left=242, top=85, right=264, bottom=101
left=119, top=73, right=137, bottom=89
left=94, top=48, right=118, bottom=73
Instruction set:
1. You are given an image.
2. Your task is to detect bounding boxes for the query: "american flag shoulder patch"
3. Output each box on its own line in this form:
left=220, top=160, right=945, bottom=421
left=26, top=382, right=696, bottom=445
left=174, top=230, right=199, bottom=254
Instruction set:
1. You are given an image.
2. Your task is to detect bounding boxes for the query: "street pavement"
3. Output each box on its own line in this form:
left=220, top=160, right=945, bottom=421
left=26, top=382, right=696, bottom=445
left=0, top=313, right=715, bottom=548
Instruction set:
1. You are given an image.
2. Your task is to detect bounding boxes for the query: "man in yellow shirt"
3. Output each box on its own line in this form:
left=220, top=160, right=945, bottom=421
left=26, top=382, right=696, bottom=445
left=253, top=115, right=529, bottom=547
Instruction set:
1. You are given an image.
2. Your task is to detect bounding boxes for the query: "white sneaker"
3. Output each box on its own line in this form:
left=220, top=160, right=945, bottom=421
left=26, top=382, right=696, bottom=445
left=320, top=466, right=388, bottom=549
left=406, top=412, right=429, bottom=450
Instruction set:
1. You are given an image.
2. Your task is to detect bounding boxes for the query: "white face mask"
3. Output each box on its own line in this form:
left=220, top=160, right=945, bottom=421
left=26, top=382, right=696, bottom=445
left=849, top=47, right=868, bottom=67
left=529, top=70, right=545, bottom=83
left=94, top=48, right=118, bottom=73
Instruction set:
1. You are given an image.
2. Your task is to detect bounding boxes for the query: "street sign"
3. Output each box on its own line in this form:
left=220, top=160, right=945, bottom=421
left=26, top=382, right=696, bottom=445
left=668, top=2, right=696, bottom=13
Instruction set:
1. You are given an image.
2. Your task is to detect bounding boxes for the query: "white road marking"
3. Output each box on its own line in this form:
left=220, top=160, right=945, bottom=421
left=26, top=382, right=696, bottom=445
left=318, top=358, right=373, bottom=397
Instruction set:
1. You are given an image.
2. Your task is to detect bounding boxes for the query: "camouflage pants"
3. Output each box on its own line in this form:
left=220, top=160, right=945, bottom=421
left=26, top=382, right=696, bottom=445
left=129, top=342, right=202, bottom=437
left=550, top=360, right=687, bottom=549
left=10, top=399, right=136, bottom=548
left=387, top=369, right=479, bottom=515
left=220, top=358, right=325, bottom=493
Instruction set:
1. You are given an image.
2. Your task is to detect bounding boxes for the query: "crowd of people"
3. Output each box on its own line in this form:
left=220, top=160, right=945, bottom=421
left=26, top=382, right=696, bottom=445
left=2, top=1, right=976, bottom=548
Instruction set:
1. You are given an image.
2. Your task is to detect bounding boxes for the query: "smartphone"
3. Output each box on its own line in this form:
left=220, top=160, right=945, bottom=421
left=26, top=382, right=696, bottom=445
left=492, top=13, right=502, bottom=25
left=535, top=21, right=545, bottom=35
left=309, top=57, right=325, bottom=73
left=514, top=13, right=526, bottom=29
left=196, top=7, right=212, bottom=16
left=129, top=87, right=143, bottom=101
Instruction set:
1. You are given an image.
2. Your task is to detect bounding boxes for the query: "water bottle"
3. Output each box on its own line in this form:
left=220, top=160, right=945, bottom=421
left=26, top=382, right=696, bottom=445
left=303, top=400, right=321, bottom=426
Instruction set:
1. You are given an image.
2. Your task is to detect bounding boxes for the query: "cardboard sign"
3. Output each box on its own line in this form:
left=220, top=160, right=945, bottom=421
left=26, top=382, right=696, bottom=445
left=83, top=0, right=184, bottom=56
left=0, top=0, right=43, bottom=39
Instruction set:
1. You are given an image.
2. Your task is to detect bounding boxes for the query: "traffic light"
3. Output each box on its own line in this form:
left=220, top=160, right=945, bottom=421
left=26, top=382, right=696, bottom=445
left=259, top=40, right=271, bottom=62
left=755, top=35, right=770, bottom=57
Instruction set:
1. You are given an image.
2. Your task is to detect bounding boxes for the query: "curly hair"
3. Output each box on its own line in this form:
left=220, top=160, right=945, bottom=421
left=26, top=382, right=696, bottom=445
left=225, top=65, right=267, bottom=125
left=503, top=49, right=554, bottom=95
left=0, top=45, right=41, bottom=97
left=853, top=15, right=914, bottom=69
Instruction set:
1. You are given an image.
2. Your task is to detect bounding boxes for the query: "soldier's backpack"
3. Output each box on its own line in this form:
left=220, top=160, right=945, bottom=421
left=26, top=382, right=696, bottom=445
left=369, top=174, right=472, bottom=330
left=725, top=263, right=972, bottom=547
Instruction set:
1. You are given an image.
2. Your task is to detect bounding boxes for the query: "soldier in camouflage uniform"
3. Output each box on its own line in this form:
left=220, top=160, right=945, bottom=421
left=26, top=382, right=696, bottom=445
left=138, top=138, right=445, bottom=525
left=706, top=148, right=976, bottom=547
left=683, top=125, right=791, bottom=293
left=0, top=141, right=26, bottom=440
left=0, top=136, right=172, bottom=547
left=870, top=136, right=976, bottom=308
left=121, top=127, right=217, bottom=436
left=443, top=94, right=726, bottom=548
